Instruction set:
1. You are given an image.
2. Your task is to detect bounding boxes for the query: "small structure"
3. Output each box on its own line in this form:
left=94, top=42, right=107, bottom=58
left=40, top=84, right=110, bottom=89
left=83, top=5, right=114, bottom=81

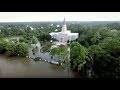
left=50, top=17, right=79, bottom=45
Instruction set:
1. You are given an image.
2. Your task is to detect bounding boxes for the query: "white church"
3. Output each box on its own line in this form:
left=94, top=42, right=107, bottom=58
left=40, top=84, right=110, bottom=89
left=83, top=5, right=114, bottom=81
left=50, top=18, right=79, bottom=45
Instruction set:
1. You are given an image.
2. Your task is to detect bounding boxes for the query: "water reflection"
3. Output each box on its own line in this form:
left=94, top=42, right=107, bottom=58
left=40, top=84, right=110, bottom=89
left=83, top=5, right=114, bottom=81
left=29, top=42, right=53, bottom=61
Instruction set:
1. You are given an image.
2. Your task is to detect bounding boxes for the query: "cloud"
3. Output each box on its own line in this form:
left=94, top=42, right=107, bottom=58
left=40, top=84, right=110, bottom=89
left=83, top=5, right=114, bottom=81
left=0, top=12, right=120, bottom=22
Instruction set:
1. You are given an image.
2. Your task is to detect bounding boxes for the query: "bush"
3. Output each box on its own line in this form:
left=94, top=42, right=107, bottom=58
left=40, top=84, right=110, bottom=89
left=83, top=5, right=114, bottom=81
left=5, top=41, right=16, bottom=57
left=15, top=42, right=29, bottom=57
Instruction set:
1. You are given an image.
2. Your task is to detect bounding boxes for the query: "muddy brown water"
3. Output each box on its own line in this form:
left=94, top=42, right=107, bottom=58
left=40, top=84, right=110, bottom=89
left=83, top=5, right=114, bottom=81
left=0, top=55, right=80, bottom=78
left=0, top=38, right=80, bottom=78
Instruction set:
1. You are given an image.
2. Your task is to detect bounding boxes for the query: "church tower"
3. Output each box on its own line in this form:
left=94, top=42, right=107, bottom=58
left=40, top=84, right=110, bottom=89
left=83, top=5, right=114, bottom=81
left=63, top=17, right=66, bottom=25
left=62, top=17, right=67, bottom=32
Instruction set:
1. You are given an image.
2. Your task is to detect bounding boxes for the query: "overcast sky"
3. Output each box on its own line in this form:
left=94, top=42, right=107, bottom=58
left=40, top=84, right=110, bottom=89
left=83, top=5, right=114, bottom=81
left=0, top=12, right=120, bottom=22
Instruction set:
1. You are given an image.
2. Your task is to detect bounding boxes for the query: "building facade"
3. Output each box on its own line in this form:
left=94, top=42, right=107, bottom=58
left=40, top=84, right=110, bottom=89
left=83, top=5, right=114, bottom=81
left=50, top=18, right=79, bottom=45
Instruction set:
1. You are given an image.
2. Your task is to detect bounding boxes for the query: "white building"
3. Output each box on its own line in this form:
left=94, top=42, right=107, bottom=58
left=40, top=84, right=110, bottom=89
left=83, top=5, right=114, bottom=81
left=50, top=18, right=79, bottom=45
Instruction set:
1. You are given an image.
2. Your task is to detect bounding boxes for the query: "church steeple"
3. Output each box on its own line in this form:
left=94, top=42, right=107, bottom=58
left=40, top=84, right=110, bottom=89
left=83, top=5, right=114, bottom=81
left=62, top=17, right=67, bottom=32
left=63, top=17, right=66, bottom=25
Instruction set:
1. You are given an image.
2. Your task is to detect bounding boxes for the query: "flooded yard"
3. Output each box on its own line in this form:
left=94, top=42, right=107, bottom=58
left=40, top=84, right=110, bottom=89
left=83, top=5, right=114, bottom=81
left=0, top=40, right=80, bottom=78
left=0, top=54, right=80, bottom=78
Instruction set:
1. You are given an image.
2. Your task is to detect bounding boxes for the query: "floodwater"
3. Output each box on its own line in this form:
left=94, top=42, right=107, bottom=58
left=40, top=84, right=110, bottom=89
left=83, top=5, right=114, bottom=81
left=0, top=41, right=80, bottom=78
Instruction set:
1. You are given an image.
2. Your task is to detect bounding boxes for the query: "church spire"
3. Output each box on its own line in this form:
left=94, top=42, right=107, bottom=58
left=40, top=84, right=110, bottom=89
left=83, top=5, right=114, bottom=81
left=62, top=17, right=67, bottom=32
left=63, top=17, right=66, bottom=25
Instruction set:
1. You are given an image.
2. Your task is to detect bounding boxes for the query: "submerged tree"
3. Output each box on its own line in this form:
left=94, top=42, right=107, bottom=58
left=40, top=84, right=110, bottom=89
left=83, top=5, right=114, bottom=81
left=70, top=42, right=88, bottom=73
left=50, top=45, right=70, bottom=77
left=50, top=47, right=58, bottom=61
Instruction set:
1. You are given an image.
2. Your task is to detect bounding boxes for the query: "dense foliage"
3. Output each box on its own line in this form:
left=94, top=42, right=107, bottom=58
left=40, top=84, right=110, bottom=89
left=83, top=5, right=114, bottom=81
left=50, top=45, right=69, bottom=62
left=69, top=24, right=120, bottom=78
left=70, top=42, right=88, bottom=71
left=0, top=21, right=120, bottom=78
left=0, top=24, right=53, bottom=57
left=37, top=32, right=51, bottom=41
left=0, top=39, right=28, bottom=57
left=40, top=41, right=52, bottom=52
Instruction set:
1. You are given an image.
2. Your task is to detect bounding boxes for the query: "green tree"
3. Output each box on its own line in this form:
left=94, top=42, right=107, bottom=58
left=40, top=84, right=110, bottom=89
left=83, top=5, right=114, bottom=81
left=32, top=37, right=38, bottom=44
left=88, top=37, right=120, bottom=78
left=70, top=42, right=88, bottom=72
left=50, top=47, right=58, bottom=61
left=15, top=42, right=28, bottom=57
left=5, top=41, right=16, bottom=57
left=0, top=40, right=9, bottom=54
left=37, top=31, right=51, bottom=41
left=50, top=45, right=69, bottom=62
